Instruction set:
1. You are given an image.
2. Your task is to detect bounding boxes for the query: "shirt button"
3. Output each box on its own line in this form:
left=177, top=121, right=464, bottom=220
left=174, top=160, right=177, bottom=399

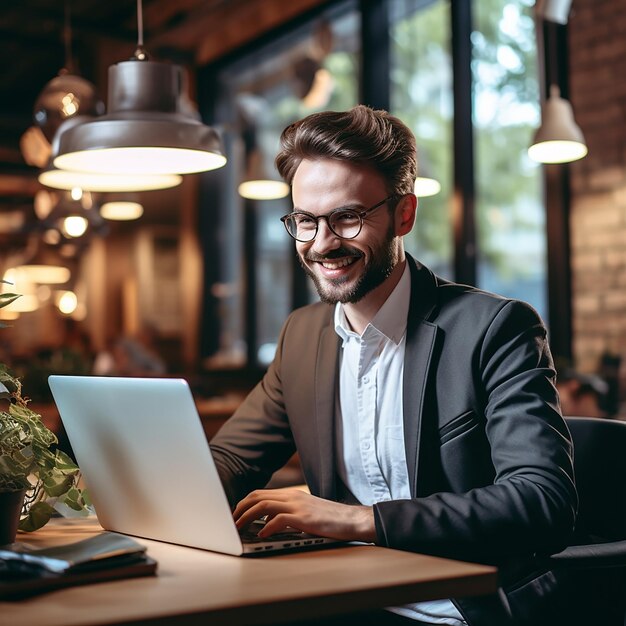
left=362, top=441, right=371, bottom=450
left=362, top=376, right=369, bottom=384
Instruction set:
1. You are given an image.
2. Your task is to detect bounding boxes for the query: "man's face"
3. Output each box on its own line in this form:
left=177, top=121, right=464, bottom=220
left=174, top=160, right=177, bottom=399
left=291, top=159, right=401, bottom=305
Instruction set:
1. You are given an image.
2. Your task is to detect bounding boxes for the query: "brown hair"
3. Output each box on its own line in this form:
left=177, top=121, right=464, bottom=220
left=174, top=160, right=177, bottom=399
left=275, top=104, right=417, bottom=198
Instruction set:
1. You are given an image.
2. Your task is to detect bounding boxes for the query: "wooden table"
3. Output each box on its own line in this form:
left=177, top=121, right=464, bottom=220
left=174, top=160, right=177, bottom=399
left=0, top=518, right=498, bottom=626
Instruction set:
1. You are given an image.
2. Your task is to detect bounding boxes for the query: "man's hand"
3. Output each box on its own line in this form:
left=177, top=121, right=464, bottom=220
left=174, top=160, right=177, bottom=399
left=233, top=488, right=376, bottom=543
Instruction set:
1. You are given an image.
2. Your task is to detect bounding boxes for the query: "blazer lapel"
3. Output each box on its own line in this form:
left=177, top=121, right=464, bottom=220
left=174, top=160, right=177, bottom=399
left=314, top=319, right=340, bottom=500
left=403, top=256, right=439, bottom=497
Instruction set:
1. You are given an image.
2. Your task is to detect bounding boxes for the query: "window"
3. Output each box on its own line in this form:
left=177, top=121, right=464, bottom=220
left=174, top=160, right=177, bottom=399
left=390, top=0, right=454, bottom=279
left=199, top=0, right=547, bottom=368
left=473, top=0, right=546, bottom=319
left=203, top=3, right=359, bottom=367
left=390, top=0, right=545, bottom=318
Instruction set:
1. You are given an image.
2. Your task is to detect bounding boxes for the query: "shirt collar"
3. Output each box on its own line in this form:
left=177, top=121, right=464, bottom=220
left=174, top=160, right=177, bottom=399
left=334, top=262, right=411, bottom=345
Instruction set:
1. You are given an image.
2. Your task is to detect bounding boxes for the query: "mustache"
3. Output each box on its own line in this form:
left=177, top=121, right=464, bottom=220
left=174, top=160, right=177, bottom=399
left=304, top=247, right=363, bottom=263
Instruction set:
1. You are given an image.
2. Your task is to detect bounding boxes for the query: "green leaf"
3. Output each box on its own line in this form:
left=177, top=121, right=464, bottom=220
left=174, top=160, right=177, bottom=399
left=0, top=368, right=18, bottom=390
left=61, top=487, right=85, bottom=511
left=42, top=470, right=75, bottom=497
left=0, top=337, right=90, bottom=529
left=18, top=501, right=56, bottom=532
left=81, top=487, right=92, bottom=507
left=54, top=449, right=79, bottom=471
left=0, top=293, right=20, bottom=310
left=0, top=453, right=34, bottom=480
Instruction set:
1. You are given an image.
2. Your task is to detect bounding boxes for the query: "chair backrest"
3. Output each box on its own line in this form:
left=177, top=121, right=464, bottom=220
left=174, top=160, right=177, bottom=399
left=565, top=416, right=626, bottom=541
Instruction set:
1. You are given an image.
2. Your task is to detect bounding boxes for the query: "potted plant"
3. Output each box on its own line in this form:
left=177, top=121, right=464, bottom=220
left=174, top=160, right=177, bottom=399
left=0, top=282, right=90, bottom=544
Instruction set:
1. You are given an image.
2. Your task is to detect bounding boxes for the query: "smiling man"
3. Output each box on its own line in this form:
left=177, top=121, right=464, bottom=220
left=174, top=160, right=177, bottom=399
left=209, top=105, right=577, bottom=626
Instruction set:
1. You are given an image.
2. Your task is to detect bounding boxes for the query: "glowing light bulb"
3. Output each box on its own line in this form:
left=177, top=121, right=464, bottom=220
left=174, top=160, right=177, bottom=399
left=57, top=290, right=78, bottom=314
left=62, top=215, right=88, bottom=237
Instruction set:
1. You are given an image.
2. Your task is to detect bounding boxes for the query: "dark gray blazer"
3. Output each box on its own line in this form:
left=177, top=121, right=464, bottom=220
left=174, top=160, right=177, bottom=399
left=210, top=255, right=577, bottom=626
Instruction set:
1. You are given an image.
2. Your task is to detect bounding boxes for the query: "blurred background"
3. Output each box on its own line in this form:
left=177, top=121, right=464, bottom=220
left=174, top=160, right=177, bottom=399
left=0, top=0, right=623, bottom=423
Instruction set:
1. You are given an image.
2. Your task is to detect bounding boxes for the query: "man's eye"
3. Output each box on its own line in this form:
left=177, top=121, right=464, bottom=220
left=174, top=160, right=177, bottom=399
left=333, top=211, right=359, bottom=224
left=295, top=215, right=316, bottom=227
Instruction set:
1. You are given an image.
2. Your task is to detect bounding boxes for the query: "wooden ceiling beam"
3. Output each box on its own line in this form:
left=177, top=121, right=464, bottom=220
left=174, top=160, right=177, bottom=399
left=145, top=0, right=328, bottom=65
left=142, top=0, right=219, bottom=32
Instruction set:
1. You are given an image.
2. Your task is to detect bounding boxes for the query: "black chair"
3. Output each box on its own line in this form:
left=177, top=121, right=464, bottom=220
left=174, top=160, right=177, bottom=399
left=547, top=417, right=626, bottom=625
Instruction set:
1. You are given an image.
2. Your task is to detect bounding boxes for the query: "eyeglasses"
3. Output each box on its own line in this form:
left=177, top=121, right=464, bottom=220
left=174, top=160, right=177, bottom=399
left=280, top=196, right=394, bottom=243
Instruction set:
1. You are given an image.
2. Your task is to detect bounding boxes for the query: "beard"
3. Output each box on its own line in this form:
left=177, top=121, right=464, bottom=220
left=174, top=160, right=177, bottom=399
left=299, top=224, right=398, bottom=305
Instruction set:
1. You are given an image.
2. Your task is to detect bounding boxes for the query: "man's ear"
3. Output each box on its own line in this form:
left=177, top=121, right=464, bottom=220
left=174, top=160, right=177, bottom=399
left=395, top=194, right=417, bottom=236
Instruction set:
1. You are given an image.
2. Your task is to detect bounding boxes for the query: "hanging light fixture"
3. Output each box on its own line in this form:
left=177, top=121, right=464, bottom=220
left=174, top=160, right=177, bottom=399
left=32, top=2, right=103, bottom=144
left=27, top=2, right=181, bottom=193
left=55, top=290, right=79, bottom=315
left=239, top=179, right=290, bottom=201
left=414, top=153, right=441, bottom=198
left=20, top=1, right=102, bottom=169
left=414, top=176, right=441, bottom=198
left=41, top=116, right=183, bottom=192
left=34, top=73, right=102, bottom=144
left=40, top=189, right=107, bottom=242
left=100, top=201, right=144, bottom=221
left=38, top=167, right=183, bottom=192
left=238, top=149, right=289, bottom=201
left=54, top=0, right=226, bottom=176
left=4, top=265, right=70, bottom=286
left=528, top=85, right=587, bottom=164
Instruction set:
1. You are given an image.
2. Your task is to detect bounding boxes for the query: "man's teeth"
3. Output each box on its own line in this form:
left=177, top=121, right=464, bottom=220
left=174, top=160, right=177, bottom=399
left=321, top=258, right=355, bottom=270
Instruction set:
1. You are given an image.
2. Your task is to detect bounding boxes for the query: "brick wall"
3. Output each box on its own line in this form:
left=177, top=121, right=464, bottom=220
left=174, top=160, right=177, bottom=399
left=568, top=0, right=626, bottom=400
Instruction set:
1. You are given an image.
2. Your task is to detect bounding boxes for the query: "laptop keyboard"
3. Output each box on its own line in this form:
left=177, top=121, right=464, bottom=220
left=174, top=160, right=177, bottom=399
left=238, top=520, right=331, bottom=551
left=239, top=520, right=309, bottom=543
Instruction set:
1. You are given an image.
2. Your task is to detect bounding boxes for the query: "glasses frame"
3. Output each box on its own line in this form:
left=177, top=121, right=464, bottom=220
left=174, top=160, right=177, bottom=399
left=280, top=195, right=395, bottom=243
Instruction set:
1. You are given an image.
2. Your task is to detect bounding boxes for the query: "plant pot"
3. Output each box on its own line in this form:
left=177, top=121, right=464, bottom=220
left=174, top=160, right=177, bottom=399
left=0, top=489, right=26, bottom=545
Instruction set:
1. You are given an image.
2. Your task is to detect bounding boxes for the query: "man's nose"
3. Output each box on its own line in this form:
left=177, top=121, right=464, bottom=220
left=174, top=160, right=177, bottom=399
left=311, top=219, right=341, bottom=254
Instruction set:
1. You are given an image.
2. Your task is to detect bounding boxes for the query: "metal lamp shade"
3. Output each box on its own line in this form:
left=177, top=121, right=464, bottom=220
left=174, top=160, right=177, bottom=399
left=238, top=148, right=289, bottom=200
left=34, top=72, right=103, bottom=142
left=44, top=114, right=183, bottom=191
left=54, top=59, right=227, bottom=175
left=528, top=85, right=587, bottom=164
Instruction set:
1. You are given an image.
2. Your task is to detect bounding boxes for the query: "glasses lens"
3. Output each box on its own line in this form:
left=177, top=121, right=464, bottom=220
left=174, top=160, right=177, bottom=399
left=329, top=210, right=361, bottom=239
left=285, top=214, right=316, bottom=241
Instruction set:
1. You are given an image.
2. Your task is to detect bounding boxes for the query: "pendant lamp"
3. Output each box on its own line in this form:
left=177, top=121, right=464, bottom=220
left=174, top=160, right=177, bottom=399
left=32, top=0, right=103, bottom=143
left=38, top=167, right=183, bottom=193
left=30, top=3, right=183, bottom=193
left=528, top=85, right=587, bottom=164
left=100, top=200, right=144, bottom=221
left=34, top=72, right=102, bottom=144
left=54, top=58, right=227, bottom=175
left=414, top=176, right=441, bottom=198
left=91, top=190, right=145, bottom=222
left=41, top=189, right=107, bottom=243
left=4, top=264, right=70, bottom=286
left=42, top=116, right=183, bottom=192
left=21, top=1, right=102, bottom=167
left=238, top=149, right=289, bottom=201
left=54, top=1, right=226, bottom=176
left=414, top=153, right=441, bottom=198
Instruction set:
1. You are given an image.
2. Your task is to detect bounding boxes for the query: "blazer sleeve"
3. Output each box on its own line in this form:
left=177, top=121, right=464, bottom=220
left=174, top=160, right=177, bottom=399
left=209, top=315, right=297, bottom=507
left=373, top=300, right=578, bottom=563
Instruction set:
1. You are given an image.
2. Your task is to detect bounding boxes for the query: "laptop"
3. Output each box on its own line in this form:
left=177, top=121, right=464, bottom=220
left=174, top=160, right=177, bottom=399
left=48, top=375, right=340, bottom=556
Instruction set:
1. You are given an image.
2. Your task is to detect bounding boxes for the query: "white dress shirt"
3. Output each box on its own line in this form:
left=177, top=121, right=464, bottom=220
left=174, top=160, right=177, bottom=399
left=334, top=263, right=466, bottom=626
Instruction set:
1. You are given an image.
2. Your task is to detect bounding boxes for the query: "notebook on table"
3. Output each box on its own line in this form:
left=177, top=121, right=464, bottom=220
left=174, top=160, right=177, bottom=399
left=48, top=375, right=340, bottom=556
left=0, top=532, right=157, bottom=600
